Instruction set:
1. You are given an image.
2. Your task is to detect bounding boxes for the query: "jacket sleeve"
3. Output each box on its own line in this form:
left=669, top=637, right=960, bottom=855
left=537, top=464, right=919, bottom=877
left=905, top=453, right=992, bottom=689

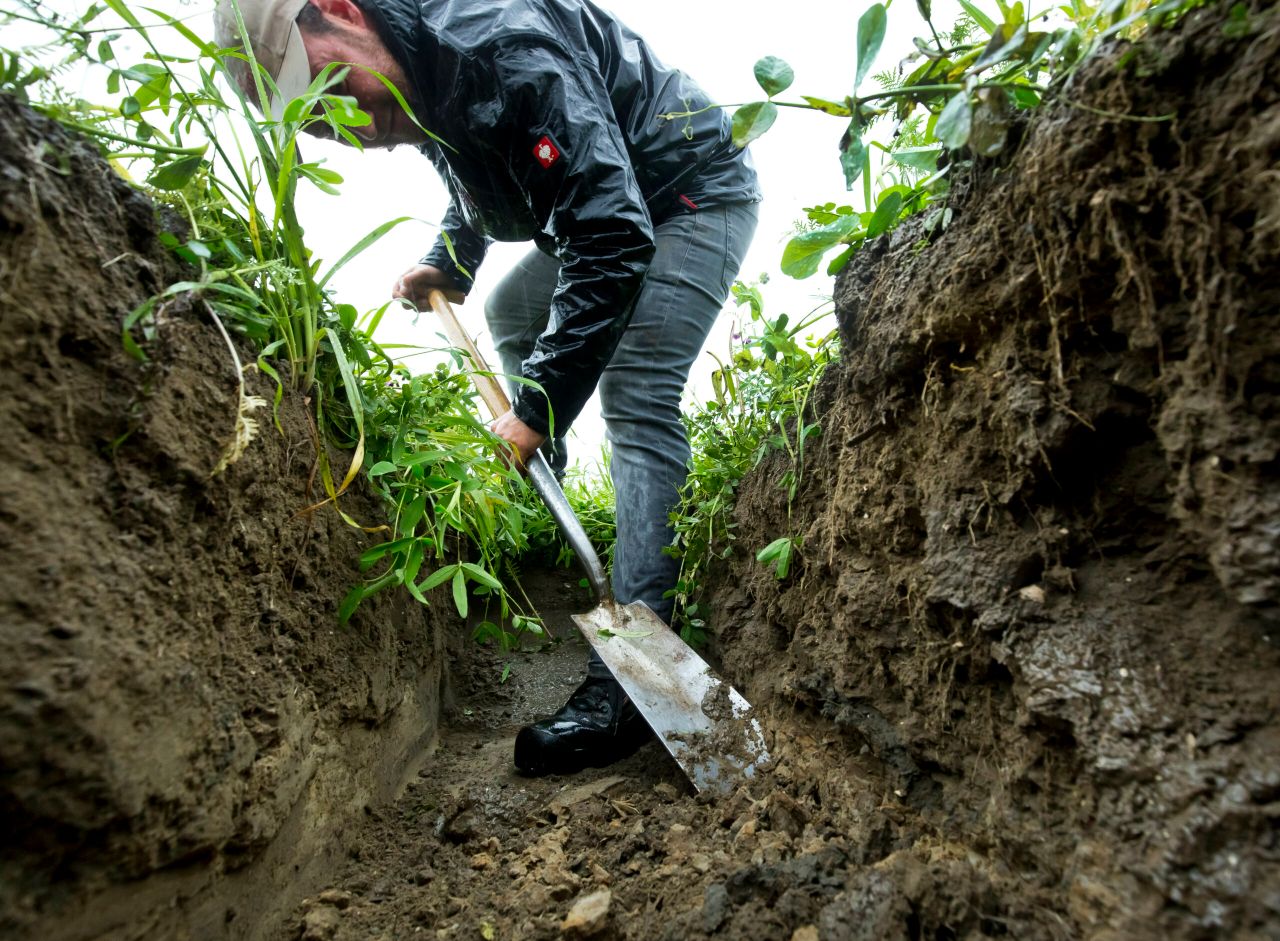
left=486, top=39, right=656, bottom=437
left=419, top=200, right=489, bottom=294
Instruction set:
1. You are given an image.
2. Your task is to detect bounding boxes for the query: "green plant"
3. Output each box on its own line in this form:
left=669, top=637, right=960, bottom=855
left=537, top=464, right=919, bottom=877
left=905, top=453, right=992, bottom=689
left=662, top=0, right=1195, bottom=278
left=666, top=281, right=836, bottom=642
left=0, top=0, right=566, bottom=636
left=756, top=536, right=797, bottom=580
left=4, top=0, right=418, bottom=483
left=519, top=450, right=618, bottom=571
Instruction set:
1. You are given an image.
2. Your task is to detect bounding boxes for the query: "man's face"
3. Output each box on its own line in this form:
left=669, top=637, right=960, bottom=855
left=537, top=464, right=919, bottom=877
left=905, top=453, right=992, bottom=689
left=299, top=11, right=427, bottom=149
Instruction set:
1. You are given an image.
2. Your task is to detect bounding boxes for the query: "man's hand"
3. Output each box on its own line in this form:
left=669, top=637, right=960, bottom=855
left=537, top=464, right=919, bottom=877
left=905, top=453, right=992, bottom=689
left=392, top=264, right=466, bottom=309
left=491, top=409, right=547, bottom=472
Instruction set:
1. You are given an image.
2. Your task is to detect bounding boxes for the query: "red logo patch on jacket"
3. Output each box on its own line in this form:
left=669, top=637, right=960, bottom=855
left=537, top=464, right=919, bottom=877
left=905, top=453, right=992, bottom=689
left=533, top=135, right=561, bottom=169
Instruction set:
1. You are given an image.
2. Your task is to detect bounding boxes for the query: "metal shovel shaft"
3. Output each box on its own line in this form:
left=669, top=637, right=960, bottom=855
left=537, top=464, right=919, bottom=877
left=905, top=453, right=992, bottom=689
left=425, top=292, right=609, bottom=600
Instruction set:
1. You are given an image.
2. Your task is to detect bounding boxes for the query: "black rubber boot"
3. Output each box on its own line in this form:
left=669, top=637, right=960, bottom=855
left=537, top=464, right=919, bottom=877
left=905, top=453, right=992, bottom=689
left=514, top=674, right=653, bottom=776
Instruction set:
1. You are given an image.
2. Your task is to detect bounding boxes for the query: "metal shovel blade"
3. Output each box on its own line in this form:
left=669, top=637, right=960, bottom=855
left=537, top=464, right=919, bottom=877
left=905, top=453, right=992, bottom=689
left=572, top=600, right=770, bottom=794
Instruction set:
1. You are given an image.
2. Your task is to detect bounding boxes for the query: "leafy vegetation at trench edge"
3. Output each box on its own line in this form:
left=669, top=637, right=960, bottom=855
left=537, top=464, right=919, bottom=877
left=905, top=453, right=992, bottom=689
left=658, top=0, right=1221, bottom=638
left=1, top=0, right=1221, bottom=649
left=0, top=0, right=597, bottom=653
left=667, top=0, right=1209, bottom=283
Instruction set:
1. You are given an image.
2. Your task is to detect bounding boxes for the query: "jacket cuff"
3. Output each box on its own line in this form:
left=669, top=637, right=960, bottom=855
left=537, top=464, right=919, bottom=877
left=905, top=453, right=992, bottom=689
left=512, top=390, right=552, bottom=438
left=418, top=247, right=474, bottom=293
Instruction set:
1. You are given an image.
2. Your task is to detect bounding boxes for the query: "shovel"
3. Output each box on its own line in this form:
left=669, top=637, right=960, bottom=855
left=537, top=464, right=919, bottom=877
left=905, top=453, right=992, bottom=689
left=428, top=290, right=769, bottom=794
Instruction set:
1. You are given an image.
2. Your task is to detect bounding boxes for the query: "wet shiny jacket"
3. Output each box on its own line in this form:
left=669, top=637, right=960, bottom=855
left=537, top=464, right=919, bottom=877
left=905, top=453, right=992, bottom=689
left=365, top=0, right=761, bottom=435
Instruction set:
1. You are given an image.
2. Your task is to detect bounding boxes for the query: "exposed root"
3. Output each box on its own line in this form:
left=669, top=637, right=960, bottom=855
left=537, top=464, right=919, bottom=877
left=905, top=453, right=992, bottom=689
left=201, top=298, right=266, bottom=477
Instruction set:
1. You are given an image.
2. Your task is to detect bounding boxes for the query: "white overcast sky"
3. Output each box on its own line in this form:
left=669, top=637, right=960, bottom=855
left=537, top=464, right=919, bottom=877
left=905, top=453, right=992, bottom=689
left=39, top=0, right=962, bottom=462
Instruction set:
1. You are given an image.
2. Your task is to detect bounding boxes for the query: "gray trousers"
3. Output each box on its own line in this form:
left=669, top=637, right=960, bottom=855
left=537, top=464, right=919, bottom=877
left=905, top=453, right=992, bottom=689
left=485, top=202, right=759, bottom=650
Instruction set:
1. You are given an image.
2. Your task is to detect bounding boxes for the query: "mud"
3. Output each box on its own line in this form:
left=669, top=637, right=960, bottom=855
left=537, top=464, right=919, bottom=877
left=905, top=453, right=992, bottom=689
left=274, top=573, right=928, bottom=941
left=4, top=2, right=1279, bottom=940
left=0, top=98, right=446, bottom=939
left=712, top=3, right=1280, bottom=938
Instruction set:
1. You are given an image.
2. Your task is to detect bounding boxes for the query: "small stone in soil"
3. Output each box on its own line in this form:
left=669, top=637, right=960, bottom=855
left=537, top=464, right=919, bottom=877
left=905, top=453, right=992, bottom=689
left=765, top=789, right=810, bottom=838
left=300, top=906, right=341, bottom=941
left=702, top=883, right=729, bottom=932
left=441, top=802, right=479, bottom=842
left=560, top=887, right=611, bottom=936
left=652, top=782, right=679, bottom=802
left=316, top=889, right=353, bottom=909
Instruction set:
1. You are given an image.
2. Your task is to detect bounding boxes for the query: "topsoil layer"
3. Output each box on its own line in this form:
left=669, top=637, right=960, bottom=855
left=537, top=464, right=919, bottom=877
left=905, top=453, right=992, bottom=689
left=2, top=2, right=1279, bottom=940
left=717, top=3, right=1280, bottom=938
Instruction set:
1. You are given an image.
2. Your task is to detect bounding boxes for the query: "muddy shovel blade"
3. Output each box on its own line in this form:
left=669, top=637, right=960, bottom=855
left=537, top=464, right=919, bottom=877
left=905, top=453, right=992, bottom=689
left=571, top=601, right=770, bottom=795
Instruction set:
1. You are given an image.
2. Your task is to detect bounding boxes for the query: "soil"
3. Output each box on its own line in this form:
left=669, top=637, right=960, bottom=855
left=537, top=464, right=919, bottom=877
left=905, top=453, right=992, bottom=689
left=712, top=4, right=1280, bottom=938
left=0, top=98, right=446, bottom=938
left=3, top=2, right=1279, bottom=940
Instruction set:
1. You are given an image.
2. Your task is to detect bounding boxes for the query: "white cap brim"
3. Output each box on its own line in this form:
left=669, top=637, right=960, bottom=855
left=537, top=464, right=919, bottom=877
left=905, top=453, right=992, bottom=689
left=270, top=22, right=311, bottom=120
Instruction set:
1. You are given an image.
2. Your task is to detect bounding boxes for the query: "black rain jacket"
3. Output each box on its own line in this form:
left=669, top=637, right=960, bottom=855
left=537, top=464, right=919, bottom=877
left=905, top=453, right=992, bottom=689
left=364, top=0, right=761, bottom=436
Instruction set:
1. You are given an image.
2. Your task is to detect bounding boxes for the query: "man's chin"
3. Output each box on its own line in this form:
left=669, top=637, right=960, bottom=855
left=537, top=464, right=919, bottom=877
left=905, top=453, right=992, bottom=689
left=383, top=108, right=429, bottom=150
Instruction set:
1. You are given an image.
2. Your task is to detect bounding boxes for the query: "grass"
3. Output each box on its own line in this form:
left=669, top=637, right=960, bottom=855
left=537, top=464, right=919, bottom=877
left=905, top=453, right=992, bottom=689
left=666, top=280, right=837, bottom=643
left=0, top=0, right=554, bottom=630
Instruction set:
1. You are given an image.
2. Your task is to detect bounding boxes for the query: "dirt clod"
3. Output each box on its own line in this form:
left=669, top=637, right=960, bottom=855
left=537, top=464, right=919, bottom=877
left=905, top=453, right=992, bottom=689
left=560, top=887, right=612, bottom=936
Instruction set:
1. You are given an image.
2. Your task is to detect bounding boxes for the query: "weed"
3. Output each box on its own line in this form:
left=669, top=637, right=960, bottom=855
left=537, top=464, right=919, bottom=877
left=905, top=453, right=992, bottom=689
left=662, top=0, right=1196, bottom=278
left=0, top=0, right=552, bottom=631
left=666, top=281, right=836, bottom=642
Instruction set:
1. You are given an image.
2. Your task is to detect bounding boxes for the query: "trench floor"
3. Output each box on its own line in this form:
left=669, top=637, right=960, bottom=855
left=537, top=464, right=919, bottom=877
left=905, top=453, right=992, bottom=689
left=278, top=569, right=922, bottom=941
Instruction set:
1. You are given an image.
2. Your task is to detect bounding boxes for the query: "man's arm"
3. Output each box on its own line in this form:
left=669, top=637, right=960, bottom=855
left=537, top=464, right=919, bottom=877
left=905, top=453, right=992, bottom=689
left=417, top=201, right=489, bottom=297
left=487, top=39, right=657, bottom=440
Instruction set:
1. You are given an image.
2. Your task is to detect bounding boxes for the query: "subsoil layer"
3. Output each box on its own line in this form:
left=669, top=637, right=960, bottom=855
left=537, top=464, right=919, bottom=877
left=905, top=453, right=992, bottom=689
left=713, top=4, right=1280, bottom=939
left=0, top=97, right=446, bottom=939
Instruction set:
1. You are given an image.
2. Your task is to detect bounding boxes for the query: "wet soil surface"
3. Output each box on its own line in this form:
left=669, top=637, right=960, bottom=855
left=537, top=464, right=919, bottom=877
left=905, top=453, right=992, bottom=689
left=0, top=96, right=442, bottom=938
left=709, top=4, right=1280, bottom=939
left=281, top=570, right=1012, bottom=941
left=5, top=3, right=1280, bottom=939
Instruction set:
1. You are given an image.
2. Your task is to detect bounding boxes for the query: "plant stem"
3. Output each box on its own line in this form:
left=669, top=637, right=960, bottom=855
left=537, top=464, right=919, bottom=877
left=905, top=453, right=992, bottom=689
left=1049, top=93, right=1175, bottom=122
left=51, top=119, right=207, bottom=156
left=659, top=98, right=836, bottom=122
left=1, top=6, right=204, bottom=36
left=856, top=83, right=963, bottom=102
left=660, top=82, right=1030, bottom=123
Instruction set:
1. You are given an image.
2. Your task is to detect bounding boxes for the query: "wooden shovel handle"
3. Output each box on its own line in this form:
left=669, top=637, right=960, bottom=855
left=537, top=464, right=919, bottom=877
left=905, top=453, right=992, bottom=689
left=426, top=289, right=611, bottom=606
left=426, top=289, right=511, bottom=421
